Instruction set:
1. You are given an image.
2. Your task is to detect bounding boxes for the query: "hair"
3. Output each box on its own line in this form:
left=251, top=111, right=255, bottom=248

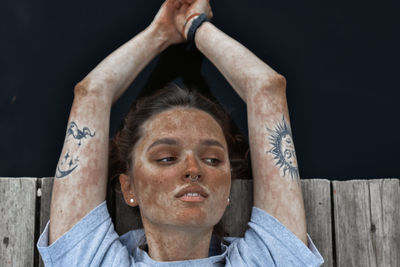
left=108, top=84, right=249, bottom=242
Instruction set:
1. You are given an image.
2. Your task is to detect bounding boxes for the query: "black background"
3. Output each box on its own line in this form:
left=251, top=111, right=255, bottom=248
left=1, top=0, right=399, bottom=179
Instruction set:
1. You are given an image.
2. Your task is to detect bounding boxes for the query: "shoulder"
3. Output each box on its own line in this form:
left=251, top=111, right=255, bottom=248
left=38, top=201, right=129, bottom=266
left=223, top=207, right=324, bottom=267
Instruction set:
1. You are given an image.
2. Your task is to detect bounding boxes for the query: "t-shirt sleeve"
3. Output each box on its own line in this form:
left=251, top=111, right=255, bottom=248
left=226, top=207, right=324, bottom=267
left=37, top=201, right=132, bottom=267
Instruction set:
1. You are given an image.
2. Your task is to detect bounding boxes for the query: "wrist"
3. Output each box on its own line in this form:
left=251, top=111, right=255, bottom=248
left=146, top=23, right=172, bottom=52
left=182, top=14, right=201, bottom=40
left=183, top=13, right=209, bottom=43
left=192, top=20, right=211, bottom=44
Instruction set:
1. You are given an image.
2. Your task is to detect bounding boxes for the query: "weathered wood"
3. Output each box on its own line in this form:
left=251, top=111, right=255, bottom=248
left=38, top=177, right=54, bottom=267
left=39, top=178, right=54, bottom=237
left=333, top=179, right=400, bottom=267
left=0, top=178, right=37, bottom=267
left=302, top=179, right=333, bottom=267
left=220, top=179, right=253, bottom=237
left=12, top=177, right=400, bottom=267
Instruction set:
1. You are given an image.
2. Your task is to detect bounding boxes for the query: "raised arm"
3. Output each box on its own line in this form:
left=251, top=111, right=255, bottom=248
left=49, top=0, right=185, bottom=244
left=181, top=1, right=307, bottom=244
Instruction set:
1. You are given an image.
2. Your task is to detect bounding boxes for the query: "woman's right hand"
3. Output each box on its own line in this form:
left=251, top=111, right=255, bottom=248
left=151, top=0, right=213, bottom=44
left=150, top=0, right=189, bottom=46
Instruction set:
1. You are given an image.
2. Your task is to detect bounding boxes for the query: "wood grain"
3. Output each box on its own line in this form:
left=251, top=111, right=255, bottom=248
left=0, top=178, right=37, bottom=267
left=333, top=179, right=400, bottom=267
left=302, top=179, right=333, bottom=267
left=9, top=177, right=400, bottom=267
left=220, top=179, right=253, bottom=237
left=38, top=177, right=54, bottom=267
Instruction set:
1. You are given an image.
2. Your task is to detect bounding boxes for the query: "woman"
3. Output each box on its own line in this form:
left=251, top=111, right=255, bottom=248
left=37, top=0, right=324, bottom=266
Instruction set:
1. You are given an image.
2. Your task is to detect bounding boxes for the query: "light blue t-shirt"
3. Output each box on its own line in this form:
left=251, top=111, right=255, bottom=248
left=37, top=202, right=324, bottom=266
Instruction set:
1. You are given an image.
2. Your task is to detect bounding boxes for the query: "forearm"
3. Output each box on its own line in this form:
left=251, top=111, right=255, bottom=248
left=50, top=96, right=110, bottom=243
left=194, top=22, right=282, bottom=102
left=50, top=24, right=169, bottom=244
left=195, top=21, right=307, bottom=244
left=76, top=24, right=170, bottom=104
left=247, top=89, right=307, bottom=245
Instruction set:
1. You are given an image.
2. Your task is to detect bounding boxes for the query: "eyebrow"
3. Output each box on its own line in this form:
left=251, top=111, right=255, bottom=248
left=147, top=138, right=180, bottom=151
left=146, top=138, right=225, bottom=151
left=200, top=139, right=225, bottom=150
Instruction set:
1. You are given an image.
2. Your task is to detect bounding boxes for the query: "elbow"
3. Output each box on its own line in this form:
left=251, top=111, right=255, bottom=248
left=244, top=74, right=287, bottom=103
left=260, top=73, right=287, bottom=93
left=275, top=74, right=287, bottom=90
left=74, top=80, right=90, bottom=98
left=73, top=79, right=107, bottom=100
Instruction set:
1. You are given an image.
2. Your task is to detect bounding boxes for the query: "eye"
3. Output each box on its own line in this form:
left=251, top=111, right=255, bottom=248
left=157, top=157, right=176, bottom=164
left=204, top=158, right=221, bottom=166
left=284, top=149, right=292, bottom=159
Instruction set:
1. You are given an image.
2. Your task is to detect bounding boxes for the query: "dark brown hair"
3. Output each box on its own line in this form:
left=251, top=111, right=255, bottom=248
left=109, top=84, right=248, bottom=182
left=108, top=84, right=249, bottom=240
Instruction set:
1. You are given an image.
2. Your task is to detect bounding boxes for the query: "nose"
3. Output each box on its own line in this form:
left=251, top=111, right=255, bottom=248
left=183, top=152, right=202, bottom=182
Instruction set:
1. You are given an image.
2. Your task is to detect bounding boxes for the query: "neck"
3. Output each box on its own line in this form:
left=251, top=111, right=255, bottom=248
left=141, top=218, right=214, bottom=262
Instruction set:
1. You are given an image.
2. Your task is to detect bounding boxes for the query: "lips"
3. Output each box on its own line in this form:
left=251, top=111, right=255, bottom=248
left=175, top=185, right=209, bottom=199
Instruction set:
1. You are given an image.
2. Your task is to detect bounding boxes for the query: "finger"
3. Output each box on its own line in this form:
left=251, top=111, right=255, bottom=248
left=165, top=0, right=175, bottom=8
left=171, top=0, right=182, bottom=9
left=166, top=0, right=176, bottom=5
left=179, top=3, right=190, bottom=13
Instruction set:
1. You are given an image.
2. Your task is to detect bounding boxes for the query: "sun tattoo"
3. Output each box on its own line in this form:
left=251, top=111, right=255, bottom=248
left=266, top=116, right=299, bottom=180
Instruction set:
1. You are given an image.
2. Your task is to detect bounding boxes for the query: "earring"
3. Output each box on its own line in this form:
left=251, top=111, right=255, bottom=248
left=130, top=198, right=135, bottom=204
left=227, top=198, right=230, bottom=203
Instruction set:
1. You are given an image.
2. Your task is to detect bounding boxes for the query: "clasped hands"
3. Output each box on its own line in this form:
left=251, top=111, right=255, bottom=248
left=150, top=0, right=213, bottom=46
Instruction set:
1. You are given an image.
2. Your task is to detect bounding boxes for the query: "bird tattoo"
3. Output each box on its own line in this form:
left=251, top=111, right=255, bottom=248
left=66, top=121, right=95, bottom=146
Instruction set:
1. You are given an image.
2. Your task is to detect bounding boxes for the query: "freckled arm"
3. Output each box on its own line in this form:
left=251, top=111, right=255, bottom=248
left=194, top=22, right=307, bottom=244
left=49, top=24, right=170, bottom=244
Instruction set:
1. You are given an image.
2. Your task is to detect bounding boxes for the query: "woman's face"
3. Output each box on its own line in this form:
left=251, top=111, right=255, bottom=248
left=130, top=107, right=231, bottom=229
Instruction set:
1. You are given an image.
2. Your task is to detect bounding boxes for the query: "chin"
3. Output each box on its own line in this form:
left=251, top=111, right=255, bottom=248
left=172, top=207, right=222, bottom=229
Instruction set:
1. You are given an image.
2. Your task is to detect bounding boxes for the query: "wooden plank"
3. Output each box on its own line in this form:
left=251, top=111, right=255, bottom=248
left=220, top=179, right=253, bottom=237
left=0, top=178, right=37, bottom=267
left=301, top=179, right=333, bottom=267
left=333, top=179, right=400, bottom=267
left=38, top=178, right=54, bottom=237
left=38, top=177, right=54, bottom=267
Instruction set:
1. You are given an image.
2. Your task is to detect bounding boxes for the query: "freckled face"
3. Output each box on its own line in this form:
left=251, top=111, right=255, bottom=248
left=131, top=107, right=231, bottom=229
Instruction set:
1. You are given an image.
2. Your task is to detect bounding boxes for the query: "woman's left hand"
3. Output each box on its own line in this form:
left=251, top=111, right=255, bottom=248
left=150, top=0, right=191, bottom=46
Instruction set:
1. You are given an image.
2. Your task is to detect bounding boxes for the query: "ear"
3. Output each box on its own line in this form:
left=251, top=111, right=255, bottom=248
left=119, top=173, right=138, bottom=207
